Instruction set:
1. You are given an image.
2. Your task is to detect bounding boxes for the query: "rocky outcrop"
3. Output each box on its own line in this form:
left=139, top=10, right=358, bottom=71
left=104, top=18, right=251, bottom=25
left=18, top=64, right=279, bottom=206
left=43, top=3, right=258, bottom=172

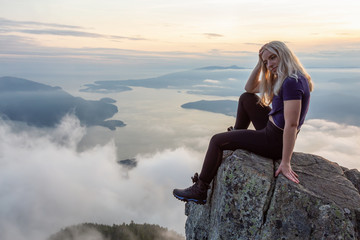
left=185, top=150, right=360, bottom=240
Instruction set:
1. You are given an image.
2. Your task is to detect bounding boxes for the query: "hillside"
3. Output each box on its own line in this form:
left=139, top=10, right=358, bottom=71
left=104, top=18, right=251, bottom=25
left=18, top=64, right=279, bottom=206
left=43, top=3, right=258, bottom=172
left=48, top=222, right=184, bottom=240
left=0, top=76, right=125, bottom=130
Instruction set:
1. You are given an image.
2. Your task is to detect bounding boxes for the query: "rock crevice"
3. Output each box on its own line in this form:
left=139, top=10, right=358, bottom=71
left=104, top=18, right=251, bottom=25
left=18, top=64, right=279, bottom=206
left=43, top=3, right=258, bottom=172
left=261, top=162, right=277, bottom=226
left=185, top=150, right=360, bottom=240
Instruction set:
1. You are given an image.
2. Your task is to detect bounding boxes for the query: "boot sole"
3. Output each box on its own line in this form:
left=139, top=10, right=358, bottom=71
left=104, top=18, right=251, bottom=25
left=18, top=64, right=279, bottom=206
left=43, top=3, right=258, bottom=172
left=173, top=192, right=206, bottom=205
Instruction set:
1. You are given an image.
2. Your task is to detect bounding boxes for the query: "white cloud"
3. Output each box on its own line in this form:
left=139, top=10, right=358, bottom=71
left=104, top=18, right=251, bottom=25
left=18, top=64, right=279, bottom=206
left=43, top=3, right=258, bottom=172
left=51, top=226, right=107, bottom=240
left=0, top=115, right=200, bottom=240
left=1, top=115, right=359, bottom=240
left=203, top=79, right=220, bottom=84
left=0, top=18, right=147, bottom=41
left=296, top=119, right=360, bottom=170
left=203, top=33, right=224, bottom=39
left=192, top=84, right=227, bottom=89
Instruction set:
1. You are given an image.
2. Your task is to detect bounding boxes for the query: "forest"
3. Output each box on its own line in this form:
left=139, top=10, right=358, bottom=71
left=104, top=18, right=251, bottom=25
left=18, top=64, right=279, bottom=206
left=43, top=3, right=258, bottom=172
left=48, top=222, right=184, bottom=240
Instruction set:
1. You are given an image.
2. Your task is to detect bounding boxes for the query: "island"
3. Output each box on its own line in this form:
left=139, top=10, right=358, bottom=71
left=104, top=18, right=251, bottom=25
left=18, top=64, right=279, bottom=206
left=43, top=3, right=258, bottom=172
left=0, top=76, right=125, bottom=130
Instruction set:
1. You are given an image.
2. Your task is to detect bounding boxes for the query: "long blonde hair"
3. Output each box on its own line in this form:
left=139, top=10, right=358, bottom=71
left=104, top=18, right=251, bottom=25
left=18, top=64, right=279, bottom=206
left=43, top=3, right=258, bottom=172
left=259, top=41, right=313, bottom=106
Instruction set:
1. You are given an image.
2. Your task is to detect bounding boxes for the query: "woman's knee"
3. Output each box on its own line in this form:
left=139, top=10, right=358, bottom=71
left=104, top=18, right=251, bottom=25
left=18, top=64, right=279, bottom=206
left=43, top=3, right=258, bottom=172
left=210, top=132, right=233, bottom=149
left=210, top=133, right=224, bottom=146
left=239, top=92, right=258, bottom=103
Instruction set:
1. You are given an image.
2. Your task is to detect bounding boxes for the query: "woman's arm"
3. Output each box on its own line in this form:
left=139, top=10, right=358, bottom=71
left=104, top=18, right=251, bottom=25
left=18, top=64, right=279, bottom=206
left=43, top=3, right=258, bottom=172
left=245, top=45, right=267, bottom=93
left=275, top=99, right=301, bottom=183
left=244, top=61, right=261, bottom=93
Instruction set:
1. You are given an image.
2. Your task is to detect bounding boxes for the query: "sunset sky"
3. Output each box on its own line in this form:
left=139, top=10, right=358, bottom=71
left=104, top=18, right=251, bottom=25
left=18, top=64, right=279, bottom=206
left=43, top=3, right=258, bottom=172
left=1, top=0, right=360, bottom=65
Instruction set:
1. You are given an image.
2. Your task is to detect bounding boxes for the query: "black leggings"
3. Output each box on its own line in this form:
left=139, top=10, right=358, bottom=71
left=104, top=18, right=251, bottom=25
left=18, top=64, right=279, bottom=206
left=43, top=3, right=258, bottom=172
left=199, top=92, right=284, bottom=184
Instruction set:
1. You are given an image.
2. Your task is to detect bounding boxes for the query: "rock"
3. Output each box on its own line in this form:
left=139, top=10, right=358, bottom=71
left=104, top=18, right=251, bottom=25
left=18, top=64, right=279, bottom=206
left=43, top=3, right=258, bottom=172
left=344, top=169, right=360, bottom=193
left=185, top=150, right=360, bottom=240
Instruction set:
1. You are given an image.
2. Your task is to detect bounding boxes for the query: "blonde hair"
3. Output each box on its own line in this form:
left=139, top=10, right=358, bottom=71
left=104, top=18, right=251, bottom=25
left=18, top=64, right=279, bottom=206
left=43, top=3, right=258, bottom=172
left=259, top=41, right=313, bottom=106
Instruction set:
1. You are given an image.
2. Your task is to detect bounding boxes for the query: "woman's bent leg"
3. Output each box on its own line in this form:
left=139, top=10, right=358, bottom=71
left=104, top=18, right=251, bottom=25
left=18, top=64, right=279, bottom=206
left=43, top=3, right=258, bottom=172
left=173, top=123, right=282, bottom=204
left=199, top=127, right=282, bottom=184
left=234, top=92, right=271, bottom=130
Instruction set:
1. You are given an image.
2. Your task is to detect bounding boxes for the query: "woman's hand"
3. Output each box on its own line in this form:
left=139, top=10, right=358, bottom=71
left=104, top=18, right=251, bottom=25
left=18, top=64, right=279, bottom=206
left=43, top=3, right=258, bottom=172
left=279, top=100, right=301, bottom=184
left=275, top=161, right=299, bottom=184
left=257, top=43, right=268, bottom=69
left=259, top=43, right=268, bottom=58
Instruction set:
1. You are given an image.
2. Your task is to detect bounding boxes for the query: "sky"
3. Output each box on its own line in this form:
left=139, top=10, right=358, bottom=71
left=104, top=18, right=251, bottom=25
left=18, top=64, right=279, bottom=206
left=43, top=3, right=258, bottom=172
left=1, top=1, right=360, bottom=240
left=1, top=0, right=360, bottom=83
left=1, top=0, right=360, bottom=51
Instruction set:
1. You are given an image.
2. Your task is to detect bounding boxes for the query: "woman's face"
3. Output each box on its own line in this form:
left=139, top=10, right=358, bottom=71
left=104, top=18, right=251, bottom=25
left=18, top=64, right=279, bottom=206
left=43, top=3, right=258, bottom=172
left=261, top=49, right=279, bottom=75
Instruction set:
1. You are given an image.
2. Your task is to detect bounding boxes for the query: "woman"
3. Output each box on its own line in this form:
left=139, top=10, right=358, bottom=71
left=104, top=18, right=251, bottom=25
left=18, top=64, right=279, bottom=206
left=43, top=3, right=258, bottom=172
left=173, top=41, right=313, bottom=205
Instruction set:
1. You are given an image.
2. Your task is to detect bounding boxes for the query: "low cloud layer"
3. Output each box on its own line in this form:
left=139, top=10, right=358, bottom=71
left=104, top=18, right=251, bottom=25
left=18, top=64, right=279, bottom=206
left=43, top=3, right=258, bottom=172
left=0, top=116, right=359, bottom=240
left=296, top=119, right=360, bottom=170
left=0, top=115, right=201, bottom=240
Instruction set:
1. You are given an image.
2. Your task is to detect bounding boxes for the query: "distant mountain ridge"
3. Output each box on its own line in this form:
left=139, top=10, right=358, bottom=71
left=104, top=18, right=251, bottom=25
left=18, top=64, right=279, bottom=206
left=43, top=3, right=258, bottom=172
left=0, top=76, right=125, bottom=130
left=0, top=76, right=61, bottom=92
left=181, top=100, right=237, bottom=117
left=195, top=65, right=244, bottom=70
left=80, top=65, right=247, bottom=96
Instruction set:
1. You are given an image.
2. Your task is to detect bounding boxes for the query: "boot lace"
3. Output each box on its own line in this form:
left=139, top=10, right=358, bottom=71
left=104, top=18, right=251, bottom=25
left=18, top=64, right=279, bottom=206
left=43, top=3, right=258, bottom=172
left=191, top=172, right=199, bottom=184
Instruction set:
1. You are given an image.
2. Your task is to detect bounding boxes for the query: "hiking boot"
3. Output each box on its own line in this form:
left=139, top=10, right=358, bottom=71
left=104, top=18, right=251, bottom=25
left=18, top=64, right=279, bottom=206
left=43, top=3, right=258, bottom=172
left=173, top=173, right=210, bottom=205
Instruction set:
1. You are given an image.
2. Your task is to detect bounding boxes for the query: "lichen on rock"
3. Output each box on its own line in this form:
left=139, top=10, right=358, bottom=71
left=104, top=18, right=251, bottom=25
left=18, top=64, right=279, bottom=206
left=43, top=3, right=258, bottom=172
left=185, top=150, right=360, bottom=240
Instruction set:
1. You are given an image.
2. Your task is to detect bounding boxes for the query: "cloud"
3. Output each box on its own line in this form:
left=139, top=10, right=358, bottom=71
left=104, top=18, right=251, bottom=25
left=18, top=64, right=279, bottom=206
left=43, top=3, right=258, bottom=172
left=296, top=119, right=360, bottom=170
left=203, top=79, right=220, bottom=84
left=0, top=17, right=82, bottom=29
left=50, top=226, right=107, bottom=240
left=0, top=18, right=147, bottom=41
left=1, top=114, right=359, bottom=240
left=0, top=33, right=222, bottom=59
left=18, top=29, right=106, bottom=38
left=243, top=42, right=263, bottom=46
left=203, top=33, right=224, bottom=39
left=17, top=29, right=146, bottom=41
left=0, top=115, right=200, bottom=240
left=1, top=17, right=360, bottom=74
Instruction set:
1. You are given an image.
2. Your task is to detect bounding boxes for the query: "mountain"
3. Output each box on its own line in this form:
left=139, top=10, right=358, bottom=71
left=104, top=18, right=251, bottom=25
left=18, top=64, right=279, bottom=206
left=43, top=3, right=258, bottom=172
left=195, top=65, right=244, bottom=70
left=0, top=76, right=61, bottom=92
left=185, top=150, right=360, bottom=239
left=48, top=222, right=184, bottom=240
left=180, top=93, right=360, bottom=127
left=80, top=66, right=248, bottom=96
left=0, top=76, right=125, bottom=130
left=181, top=100, right=237, bottom=116
left=79, top=67, right=360, bottom=127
